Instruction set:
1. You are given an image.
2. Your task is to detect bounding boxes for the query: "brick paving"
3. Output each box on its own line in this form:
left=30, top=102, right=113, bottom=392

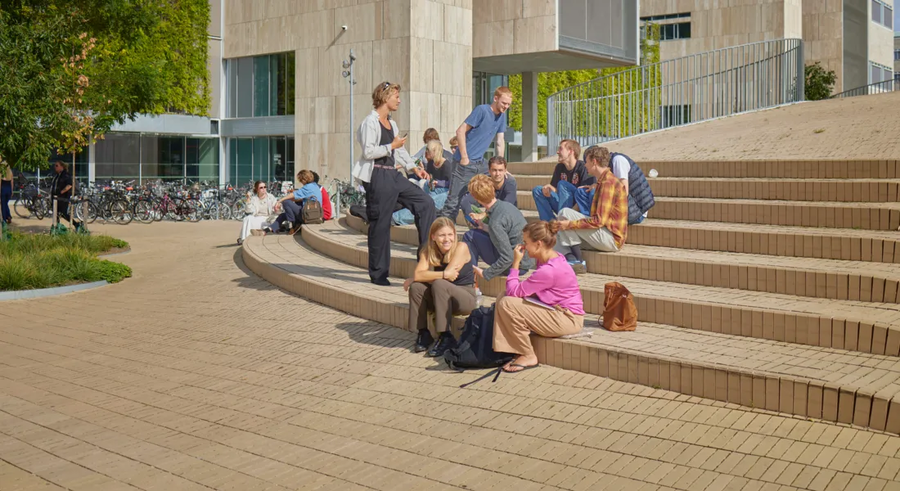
left=602, top=92, right=900, bottom=162
left=1, top=223, right=899, bottom=490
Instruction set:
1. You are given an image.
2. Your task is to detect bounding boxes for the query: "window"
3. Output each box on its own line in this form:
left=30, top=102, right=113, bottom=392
left=95, top=134, right=140, bottom=180
left=228, top=136, right=293, bottom=185
left=869, top=61, right=893, bottom=83
left=872, top=0, right=893, bottom=28
left=894, top=49, right=900, bottom=61
left=640, top=12, right=690, bottom=22
left=186, top=138, right=219, bottom=183
left=226, top=52, right=296, bottom=118
left=658, top=22, right=691, bottom=41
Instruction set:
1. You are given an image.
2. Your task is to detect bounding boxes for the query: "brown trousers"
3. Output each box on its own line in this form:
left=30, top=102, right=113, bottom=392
left=493, top=293, right=584, bottom=358
left=408, top=280, right=477, bottom=333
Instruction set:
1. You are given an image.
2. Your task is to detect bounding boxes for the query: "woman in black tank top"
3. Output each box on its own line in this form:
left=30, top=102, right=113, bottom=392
left=404, top=217, right=478, bottom=357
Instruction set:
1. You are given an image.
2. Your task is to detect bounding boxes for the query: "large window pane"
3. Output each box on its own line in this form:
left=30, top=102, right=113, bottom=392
left=252, top=137, right=268, bottom=182
left=270, top=54, right=282, bottom=116
left=873, top=0, right=882, bottom=23
left=237, top=57, right=253, bottom=118
left=231, top=138, right=252, bottom=185
left=271, top=137, right=286, bottom=183
left=253, top=56, right=270, bottom=117
left=95, top=133, right=140, bottom=181
left=284, top=137, right=294, bottom=182
left=187, top=138, right=219, bottom=184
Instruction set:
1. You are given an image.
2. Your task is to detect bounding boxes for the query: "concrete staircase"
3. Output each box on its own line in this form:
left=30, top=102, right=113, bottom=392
left=242, top=158, right=900, bottom=435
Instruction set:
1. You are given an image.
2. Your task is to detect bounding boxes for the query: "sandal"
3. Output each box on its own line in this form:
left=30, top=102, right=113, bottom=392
left=502, top=363, right=540, bottom=373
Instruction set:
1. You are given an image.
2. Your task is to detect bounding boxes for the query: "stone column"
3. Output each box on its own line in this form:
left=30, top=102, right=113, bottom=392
left=521, top=71, right=539, bottom=162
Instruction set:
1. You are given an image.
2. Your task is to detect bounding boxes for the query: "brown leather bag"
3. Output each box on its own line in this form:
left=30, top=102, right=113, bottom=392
left=602, top=282, right=637, bottom=331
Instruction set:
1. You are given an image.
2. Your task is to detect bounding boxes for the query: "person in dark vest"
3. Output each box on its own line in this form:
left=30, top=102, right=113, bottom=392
left=573, top=147, right=655, bottom=225
left=404, top=217, right=477, bottom=357
left=352, top=82, right=435, bottom=286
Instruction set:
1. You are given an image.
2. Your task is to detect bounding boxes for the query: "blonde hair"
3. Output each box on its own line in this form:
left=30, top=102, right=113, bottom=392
left=372, top=81, right=401, bottom=109
left=467, top=174, right=495, bottom=204
left=426, top=140, right=445, bottom=168
left=296, top=170, right=315, bottom=185
left=493, top=86, right=512, bottom=99
left=424, top=217, right=458, bottom=267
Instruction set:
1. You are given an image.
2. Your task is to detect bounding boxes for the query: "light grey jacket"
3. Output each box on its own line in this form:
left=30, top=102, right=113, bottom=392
left=352, top=110, right=416, bottom=183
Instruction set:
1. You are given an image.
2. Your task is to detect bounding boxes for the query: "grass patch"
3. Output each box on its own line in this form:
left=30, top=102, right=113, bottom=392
left=0, top=232, right=132, bottom=291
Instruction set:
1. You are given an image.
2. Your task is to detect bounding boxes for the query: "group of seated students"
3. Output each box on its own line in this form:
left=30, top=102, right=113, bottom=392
left=237, top=169, right=333, bottom=243
left=404, top=144, right=637, bottom=373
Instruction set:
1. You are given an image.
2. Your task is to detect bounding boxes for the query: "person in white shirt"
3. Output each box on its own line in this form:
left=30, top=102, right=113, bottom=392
left=238, top=181, right=278, bottom=244
left=352, top=82, right=435, bottom=286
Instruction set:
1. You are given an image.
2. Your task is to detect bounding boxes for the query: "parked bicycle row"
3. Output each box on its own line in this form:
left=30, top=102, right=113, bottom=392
left=6, top=174, right=365, bottom=225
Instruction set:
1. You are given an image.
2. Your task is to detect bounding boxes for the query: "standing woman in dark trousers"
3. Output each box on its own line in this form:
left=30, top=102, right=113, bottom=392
left=0, top=159, right=12, bottom=224
left=353, top=82, right=436, bottom=287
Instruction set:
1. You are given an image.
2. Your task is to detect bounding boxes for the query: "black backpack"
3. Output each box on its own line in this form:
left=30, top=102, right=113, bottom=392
left=444, top=305, right=514, bottom=372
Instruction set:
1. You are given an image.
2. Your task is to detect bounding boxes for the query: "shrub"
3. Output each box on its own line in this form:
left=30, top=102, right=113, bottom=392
left=0, top=231, right=132, bottom=291
left=805, top=62, right=837, bottom=101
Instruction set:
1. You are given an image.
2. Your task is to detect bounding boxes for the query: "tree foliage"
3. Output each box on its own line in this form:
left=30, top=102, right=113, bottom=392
left=507, top=23, right=661, bottom=135
left=0, top=0, right=210, bottom=170
left=804, top=62, right=837, bottom=101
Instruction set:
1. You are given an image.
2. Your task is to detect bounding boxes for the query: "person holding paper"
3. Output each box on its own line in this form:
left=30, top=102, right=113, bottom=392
left=493, top=221, right=585, bottom=373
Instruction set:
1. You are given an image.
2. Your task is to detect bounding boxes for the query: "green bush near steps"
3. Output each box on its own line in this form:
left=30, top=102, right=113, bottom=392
left=0, top=231, right=132, bottom=291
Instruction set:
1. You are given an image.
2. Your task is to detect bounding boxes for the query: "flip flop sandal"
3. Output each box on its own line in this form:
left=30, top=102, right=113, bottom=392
left=502, top=363, right=540, bottom=374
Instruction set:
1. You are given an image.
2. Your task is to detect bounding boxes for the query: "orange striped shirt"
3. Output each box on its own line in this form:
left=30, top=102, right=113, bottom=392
left=571, top=168, right=628, bottom=248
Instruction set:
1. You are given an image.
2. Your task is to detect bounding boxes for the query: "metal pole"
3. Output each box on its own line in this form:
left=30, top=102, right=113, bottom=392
left=350, top=51, right=354, bottom=181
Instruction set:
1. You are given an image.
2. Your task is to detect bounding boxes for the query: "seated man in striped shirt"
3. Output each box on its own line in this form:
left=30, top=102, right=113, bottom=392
left=554, top=146, right=628, bottom=273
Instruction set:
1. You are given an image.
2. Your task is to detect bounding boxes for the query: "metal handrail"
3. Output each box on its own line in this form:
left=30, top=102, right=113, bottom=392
left=831, top=79, right=898, bottom=99
left=547, top=38, right=805, bottom=150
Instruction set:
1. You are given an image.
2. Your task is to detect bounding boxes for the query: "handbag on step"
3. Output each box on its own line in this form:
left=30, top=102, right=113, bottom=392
left=602, top=282, right=637, bottom=332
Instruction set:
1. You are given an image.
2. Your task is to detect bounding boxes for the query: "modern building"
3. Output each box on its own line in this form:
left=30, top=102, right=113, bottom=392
left=894, top=33, right=900, bottom=81
left=68, top=0, right=638, bottom=186
left=639, top=0, right=895, bottom=94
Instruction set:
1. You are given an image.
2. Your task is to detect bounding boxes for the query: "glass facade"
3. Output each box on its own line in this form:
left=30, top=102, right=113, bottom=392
left=94, top=133, right=219, bottom=183
left=227, top=52, right=296, bottom=118
left=227, top=136, right=293, bottom=185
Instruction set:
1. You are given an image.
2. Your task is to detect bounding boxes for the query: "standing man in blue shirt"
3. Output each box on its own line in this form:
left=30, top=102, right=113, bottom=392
left=439, top=86, right=512, bottom=221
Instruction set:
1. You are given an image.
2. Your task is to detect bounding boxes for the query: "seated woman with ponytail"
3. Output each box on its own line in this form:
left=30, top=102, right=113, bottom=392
left=404, top=217, right=477, bottom=357
left=493, top=220, right=585, bottom=373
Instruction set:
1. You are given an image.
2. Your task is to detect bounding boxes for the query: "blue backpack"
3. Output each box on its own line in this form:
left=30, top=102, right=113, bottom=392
left=443, top=305, right=514, bottom=373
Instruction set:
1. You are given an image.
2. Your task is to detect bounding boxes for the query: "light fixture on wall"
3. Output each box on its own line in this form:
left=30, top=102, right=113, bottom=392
left=341, top=49, right=357, bottom=186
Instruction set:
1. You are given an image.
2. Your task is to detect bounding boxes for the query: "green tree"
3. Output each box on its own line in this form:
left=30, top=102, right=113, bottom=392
left=804, top=62, right=837, bottom=101
left=0, top=0, right=210, bottom=170
left=507, top=23, right=661, bottom=136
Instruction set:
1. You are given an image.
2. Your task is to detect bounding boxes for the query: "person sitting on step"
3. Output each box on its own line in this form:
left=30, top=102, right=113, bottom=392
left=411, top=127, right=454, bottom=164
left=531, top=139, right=595, bottom=222
left=493, top=220, right=585, bottom=373
left=239, top=180, right=278, bottom=244
left=573, top=147, right=655, bottom=224
left=265, top=169, right=322, bottom=235
left=459, top=156, right=517, bottom=229
left=462, top=174, right=534, bottom=284
left=393, top=140, right=454, bottom=226
left=311, top=171, right=333, bottom=221
left=555, top=146, right=629, bottom=271
left=404, top=217, right=477, bottom=357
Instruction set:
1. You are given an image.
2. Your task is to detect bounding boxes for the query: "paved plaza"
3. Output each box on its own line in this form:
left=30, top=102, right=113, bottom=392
left=2, top=221, right=900, bottom=490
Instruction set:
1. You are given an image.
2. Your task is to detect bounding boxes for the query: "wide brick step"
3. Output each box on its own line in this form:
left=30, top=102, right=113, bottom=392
left=515, top=193, right=900, bottom=231
left=450, top=209, right=900, bottom=263
left=507, top=160, right=900, bottom=179
left=630, top=219, right=900, bottom=264
left=335, top=216, right=900, bottom=356
left=651, top=197, right=900, bottom=231
left=351, top=215, right=900, bottom=303
left=514, top=175, right=900, bottom=203
left=241, top=230, right=900, bottom=434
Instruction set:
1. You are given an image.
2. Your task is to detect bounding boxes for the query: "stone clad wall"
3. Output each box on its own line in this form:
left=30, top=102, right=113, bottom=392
left=223, top=0, right=473, bottom=181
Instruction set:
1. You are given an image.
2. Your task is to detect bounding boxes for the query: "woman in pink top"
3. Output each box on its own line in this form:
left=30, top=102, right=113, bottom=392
left=494, top=220, right=585, bottom=373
